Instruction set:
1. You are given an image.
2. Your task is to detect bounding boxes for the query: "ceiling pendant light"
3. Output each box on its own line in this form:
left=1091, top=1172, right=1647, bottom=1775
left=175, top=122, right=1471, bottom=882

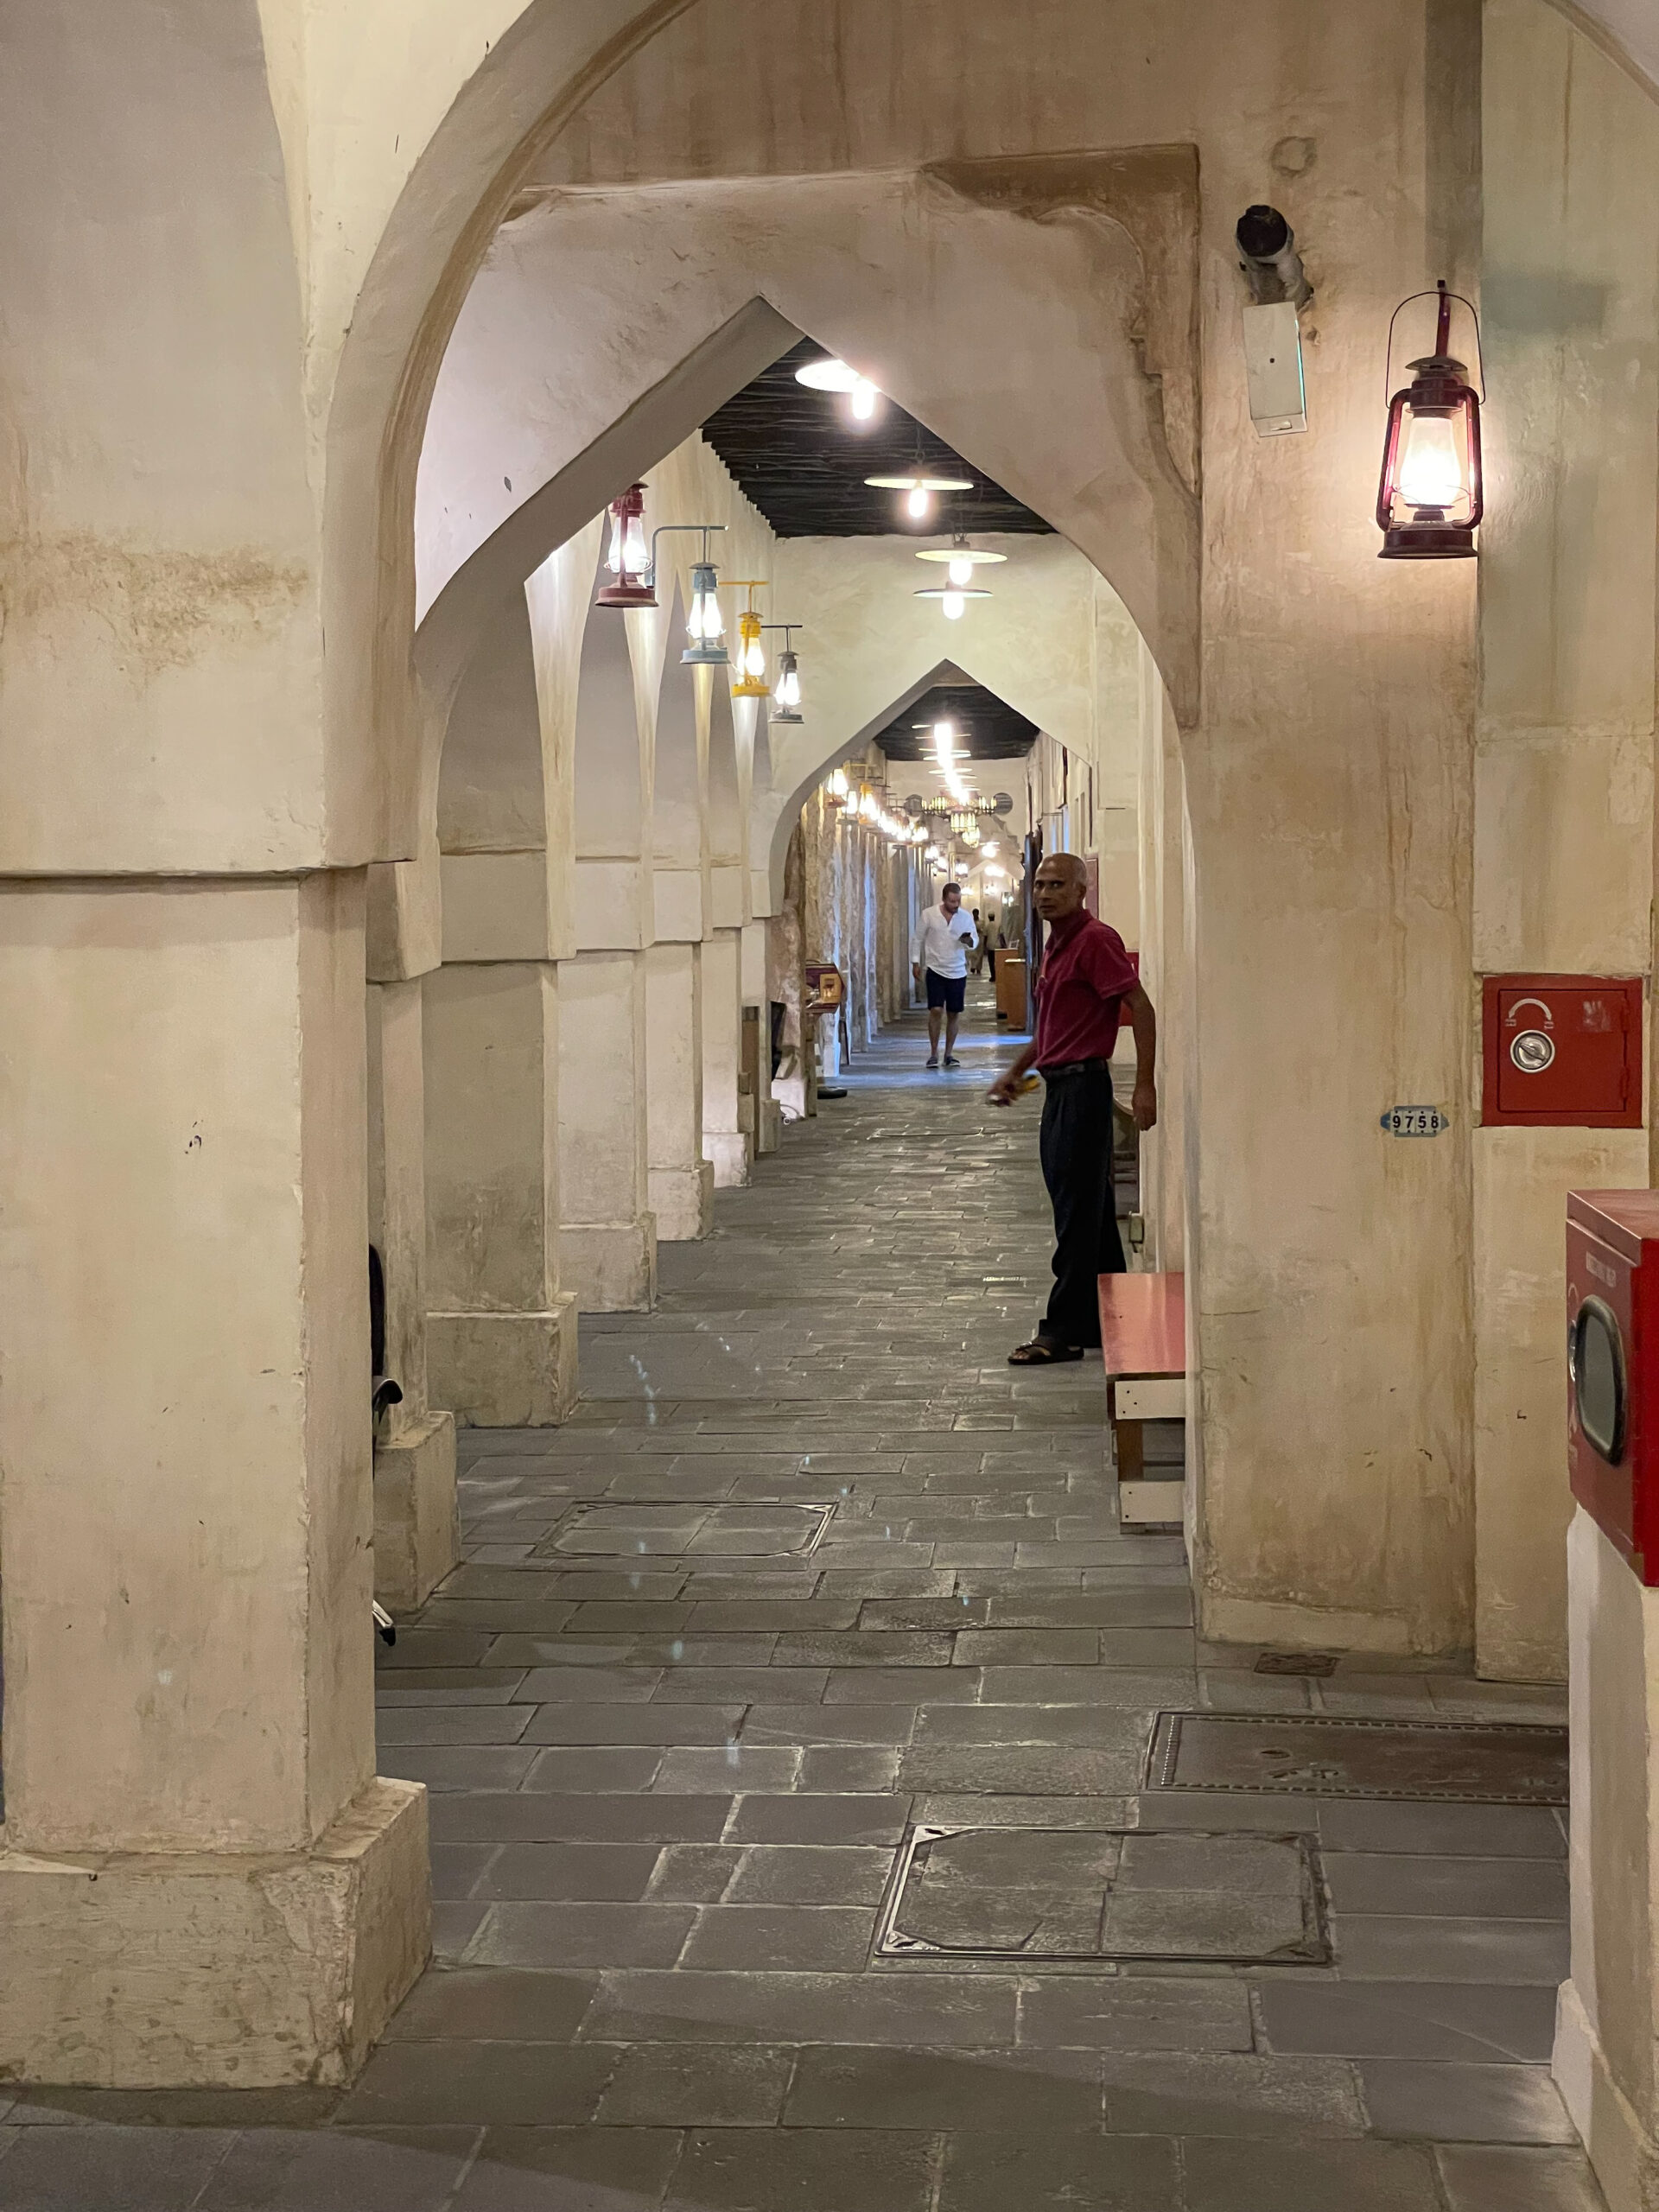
left=763, top=623, right=804, bottom=722
left=794, top=353, right=882, bottom=423
left=596, top=483, right=656, bottom=607
left=825, top=766, right=852, bottom=807
left=916, top=533, right=1007, bottom=591
left=867, top=470, right=975, bottom=524
left=1376, top=281, right=1484, bottom=559
left=915, top=582, right=991, bottom=620
left=728, top=582, right=772, bottom=697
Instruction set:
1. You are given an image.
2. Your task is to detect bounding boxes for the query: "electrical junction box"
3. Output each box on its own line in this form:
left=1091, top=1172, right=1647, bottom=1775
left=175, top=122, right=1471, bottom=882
left=1567, top=1189, right=1659, bottom=1581
left=1242, top=302, right=1306, bottom=435
left=1481, top=975, right=1643, bottom=1128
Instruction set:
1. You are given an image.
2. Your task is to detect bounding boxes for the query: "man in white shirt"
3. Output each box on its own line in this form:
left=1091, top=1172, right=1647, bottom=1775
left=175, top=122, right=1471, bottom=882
left=911, top=881, right=979, bottom=1069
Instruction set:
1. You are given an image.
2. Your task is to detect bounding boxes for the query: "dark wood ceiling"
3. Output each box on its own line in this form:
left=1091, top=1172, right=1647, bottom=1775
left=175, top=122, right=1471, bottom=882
left=873, top=682, right=1039, bottom=764
left=702, top=338, right=1052, bottom=540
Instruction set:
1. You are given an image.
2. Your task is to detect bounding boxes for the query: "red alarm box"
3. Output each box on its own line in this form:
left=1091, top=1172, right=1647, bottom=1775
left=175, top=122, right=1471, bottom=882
left=1567, top=1189, right=1659, bottom=1582
left=1483, top=975, right=1643, bottom=1127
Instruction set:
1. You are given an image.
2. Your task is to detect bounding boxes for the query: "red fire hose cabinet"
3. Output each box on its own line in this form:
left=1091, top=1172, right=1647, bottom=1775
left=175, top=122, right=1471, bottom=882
left=1568, top=1190, right=1659, bottom=1583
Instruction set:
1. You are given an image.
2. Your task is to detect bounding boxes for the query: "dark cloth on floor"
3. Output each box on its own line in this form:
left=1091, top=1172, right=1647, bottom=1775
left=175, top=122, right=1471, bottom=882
left=1039, top=1060, right=1125, bottom=1346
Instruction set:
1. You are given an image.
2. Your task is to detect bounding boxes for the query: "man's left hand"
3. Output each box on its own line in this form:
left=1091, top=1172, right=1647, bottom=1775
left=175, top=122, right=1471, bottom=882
left=1132, top=1082, right=1158, bottom=1132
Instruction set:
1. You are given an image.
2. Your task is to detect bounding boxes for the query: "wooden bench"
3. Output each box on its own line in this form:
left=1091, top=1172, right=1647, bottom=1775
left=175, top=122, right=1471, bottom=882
left=1098, top=1271, right=1185, bottom=1525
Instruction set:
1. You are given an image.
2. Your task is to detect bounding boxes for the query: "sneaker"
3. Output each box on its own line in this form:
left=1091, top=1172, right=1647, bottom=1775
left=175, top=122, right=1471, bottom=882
left=943, top=1054, right=961, bottom=1069
left=925, top=1056, right=939, bottom=1070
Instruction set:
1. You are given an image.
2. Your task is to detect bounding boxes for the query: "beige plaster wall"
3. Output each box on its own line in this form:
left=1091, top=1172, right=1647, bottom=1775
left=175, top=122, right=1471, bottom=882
left=1476, top=0, right=1659, bottom=1681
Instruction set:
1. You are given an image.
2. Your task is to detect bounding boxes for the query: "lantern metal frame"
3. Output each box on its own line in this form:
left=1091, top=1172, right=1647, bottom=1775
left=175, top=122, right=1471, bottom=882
left=1376, top=281, right=1484, bottom=561
left=727, top=582, right=772, bottom=698
left=642, top=524, right=730, bottom=664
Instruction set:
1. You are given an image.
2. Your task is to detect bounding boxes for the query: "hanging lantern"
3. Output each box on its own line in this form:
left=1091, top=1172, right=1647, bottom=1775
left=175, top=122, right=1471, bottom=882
left=825, top=767, right=851, bottom=807
left=765, top=623, right=804, bottom=723
left=595, top=483, right=656, bottom=607
left=727, top=583, right=771, bottom=697
left=682, top=560, right=728, bottom=665
left=1376, top=281, right=1484, bottom=560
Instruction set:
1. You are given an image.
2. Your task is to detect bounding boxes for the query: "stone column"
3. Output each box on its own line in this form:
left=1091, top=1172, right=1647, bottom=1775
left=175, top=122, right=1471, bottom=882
left=367, top=980, right=458, bottom=1611
left=424, top=957, right=577, bottom=1426
left=560, top=947, right=657, bottom=1307
left=702, top=925, right=752, bottom=1187
left=647, top=938, right=715, bottom=1237
left=0, top=873, right=428, bottom=2085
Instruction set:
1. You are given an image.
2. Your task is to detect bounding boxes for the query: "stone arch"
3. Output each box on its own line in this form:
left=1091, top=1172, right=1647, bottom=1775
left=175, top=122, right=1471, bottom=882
left=572, top=557, right=649, bottom=950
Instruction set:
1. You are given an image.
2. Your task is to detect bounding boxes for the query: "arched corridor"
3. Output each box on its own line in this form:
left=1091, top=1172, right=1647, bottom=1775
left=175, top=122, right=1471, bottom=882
left=0, top=992, right=1579, bottom=2202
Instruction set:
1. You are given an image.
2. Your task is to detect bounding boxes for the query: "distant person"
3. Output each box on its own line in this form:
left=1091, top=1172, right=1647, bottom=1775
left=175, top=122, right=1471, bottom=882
left=988, top=852, right=1156, bottom=1363
left=969, top=908, right=986, bottom=977
left=912, top=880, right=977, bottom=1070
left=983, top=910, right=1002, bottom=982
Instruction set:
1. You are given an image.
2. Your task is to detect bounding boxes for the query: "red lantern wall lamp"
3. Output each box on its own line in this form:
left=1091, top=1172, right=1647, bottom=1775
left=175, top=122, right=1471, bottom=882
left=1376, top=281, right=1484, bottom=560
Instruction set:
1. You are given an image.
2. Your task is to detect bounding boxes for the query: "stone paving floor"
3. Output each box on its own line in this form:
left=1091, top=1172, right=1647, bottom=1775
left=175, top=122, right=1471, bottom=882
left=0, top=989, right=1603, bottom=2209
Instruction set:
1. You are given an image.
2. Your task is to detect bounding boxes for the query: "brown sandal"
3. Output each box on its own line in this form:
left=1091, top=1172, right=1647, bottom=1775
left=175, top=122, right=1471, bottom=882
left=1007, top=1339, right=1084, bottom=1365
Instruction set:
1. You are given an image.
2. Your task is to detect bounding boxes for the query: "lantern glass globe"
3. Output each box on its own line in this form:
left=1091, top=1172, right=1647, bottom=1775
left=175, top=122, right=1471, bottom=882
left=943, top=589, right=966, bottom=620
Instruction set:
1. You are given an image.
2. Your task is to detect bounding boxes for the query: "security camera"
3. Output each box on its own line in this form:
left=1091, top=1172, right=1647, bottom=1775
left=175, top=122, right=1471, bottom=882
left=1236, top=205, right=1312, bottom=309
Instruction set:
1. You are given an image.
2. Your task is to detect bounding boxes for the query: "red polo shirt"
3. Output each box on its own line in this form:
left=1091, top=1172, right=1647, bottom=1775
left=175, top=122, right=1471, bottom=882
left=1034, top=911, right=1138, bottom=1067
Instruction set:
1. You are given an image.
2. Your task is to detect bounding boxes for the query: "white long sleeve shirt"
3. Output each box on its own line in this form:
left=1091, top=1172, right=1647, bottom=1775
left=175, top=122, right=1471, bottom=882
left=911, top=903, right=977, bottom=980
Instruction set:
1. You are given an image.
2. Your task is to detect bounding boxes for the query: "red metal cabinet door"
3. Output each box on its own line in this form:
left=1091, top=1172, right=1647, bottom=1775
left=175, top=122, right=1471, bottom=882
left=1484, top=976, right=1643, bottom=1127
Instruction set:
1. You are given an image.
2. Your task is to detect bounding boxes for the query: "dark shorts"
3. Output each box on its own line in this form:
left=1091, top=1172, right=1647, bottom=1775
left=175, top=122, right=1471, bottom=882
left=925, top=969, right=967, bottom=1014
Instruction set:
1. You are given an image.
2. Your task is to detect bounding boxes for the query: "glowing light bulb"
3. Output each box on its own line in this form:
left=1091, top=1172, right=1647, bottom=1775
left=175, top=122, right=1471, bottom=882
left=906, top=485, right=931, bottom=519
left=850, top=378, right=877, bottom=420
left=776, top=653, right=802, bottom=709
left=744, top=635, right=766, bottom=678
left=1398, top=412, right=1464, bottom=511
left=943, top=588, right=966, bottom=620
left=947, top=553, right=976, bottom=588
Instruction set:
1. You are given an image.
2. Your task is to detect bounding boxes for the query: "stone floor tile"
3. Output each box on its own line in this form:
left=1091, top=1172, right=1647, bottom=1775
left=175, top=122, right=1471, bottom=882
left=655, top=1746, right=801, bottom=1794
left=857, top=1599, right=993, bottom=1630
left=522, top=1704, right=747, bottom=1747
left=741, top=1703, right=920, bottom=1745
left=664, top=2126, right=938, bottom=2211
left=336, top=2042, right=618, bottom=2127
left=1336, top=1916, right=1571, bottom=1984
left=196, top=2127, right=477, bottom=2211
left=467, top=1904, right=698, bottom=1969
left=773, top=1630, right=955, bottom=1667
left=917, top=1705, right=1150, bottom=1748
left=519, top=1746, right=664, bottom=1793
left=1100, top=2051, right=1367, bottom=2136
left=723, top=1846, right=895, bottom=1905
left=0, top=2126, right=237, bottom=2210
left=383, top=1969, right=598, bottom=2044
left=435, top=1902, right=493, bottom=1960
left=471, top=1842, right=664, bottom=1902
left=1180, top=2135, right=1444, bottom=2210
left=915, top=1792, right=1135, bottom=1830
left=1017, top=1976, right=1254, bottom=2051
left=378, top=1745, right=540, bottom=1793
left=976, top=1665, right=1192, bottom=1706
left=515, top=1667, right=664, bottom=1702
left=679, top=1905, right=878, bottom=1972
left=952, top=1629, right=1100, bottom=1666
left=798, top=1745, right=903, bottom=1793
left=1317, top=1802, right=1567, bottom=1858
left=429, top=1792, right=733, bottom=1846
left=1253, top=1979, right=1559, bottom=2062
left=595, top=2047, right=795, bottom=2127
left=823, top=1666, right=982, bottom=1701
left=1323, top=1853, right=1568, bottom=1919
left=651, top=1668, right=829, bottom=1704
left=783, top=2045, right=1101, bottom=2130
left=899, top=1743, right=1140, bottom=1796
left=1359, top=2061, right=1579, bottom=2143
left=936, top=2132, right=1179, bottom=2210
left=645, top=1844, right=745, bottom=1901
left=1434, top=2145, right=1611, bottom=2210
left=454, top=2126, right=684, bottom=2211
left=580, top=1970, right=1019, bottom=2048
left=432, top=1843, right=501, bottom=1899
left=375, top=1668, right=530, bottom=1706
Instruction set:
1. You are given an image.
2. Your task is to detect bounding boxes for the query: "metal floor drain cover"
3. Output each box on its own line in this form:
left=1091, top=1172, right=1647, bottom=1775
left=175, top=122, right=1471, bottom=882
left=539, top=1501, right=833, bottom=1560
left=874, top=1825, right=1328, bottom=1966
left=1147, top=1712, right=1567, bottom=1804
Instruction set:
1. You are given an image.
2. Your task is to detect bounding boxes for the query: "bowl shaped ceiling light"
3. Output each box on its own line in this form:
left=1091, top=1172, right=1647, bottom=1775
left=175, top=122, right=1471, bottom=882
left=867, top=470, right=975, bottom=522
left=917, top=537, right=1007, bottom=590
left=795, top=354, right=881, bottom=420
left=916, top=585, right=992, bottom=620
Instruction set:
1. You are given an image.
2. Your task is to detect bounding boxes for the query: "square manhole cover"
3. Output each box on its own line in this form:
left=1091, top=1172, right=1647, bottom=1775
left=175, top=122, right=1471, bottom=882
left=539, top=1502, right=833, bottom=1560
left=874, top=1825, right=1328, bottom=1965
left=1146, top=1712, right=1567, bottom=1804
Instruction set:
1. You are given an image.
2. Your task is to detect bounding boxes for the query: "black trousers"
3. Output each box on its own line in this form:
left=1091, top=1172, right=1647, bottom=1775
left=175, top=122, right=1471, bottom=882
left=1039, top=1064, right=1126, bottom=1347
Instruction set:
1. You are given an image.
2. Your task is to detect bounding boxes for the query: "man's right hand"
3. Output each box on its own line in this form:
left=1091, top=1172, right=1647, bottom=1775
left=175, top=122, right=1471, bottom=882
left=986, top=1074, right=1019, bottom=1107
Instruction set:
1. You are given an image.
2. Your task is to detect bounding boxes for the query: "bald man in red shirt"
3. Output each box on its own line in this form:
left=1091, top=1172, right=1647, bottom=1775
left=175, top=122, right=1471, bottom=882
left=989, top=852, right=1157, bottom=1363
